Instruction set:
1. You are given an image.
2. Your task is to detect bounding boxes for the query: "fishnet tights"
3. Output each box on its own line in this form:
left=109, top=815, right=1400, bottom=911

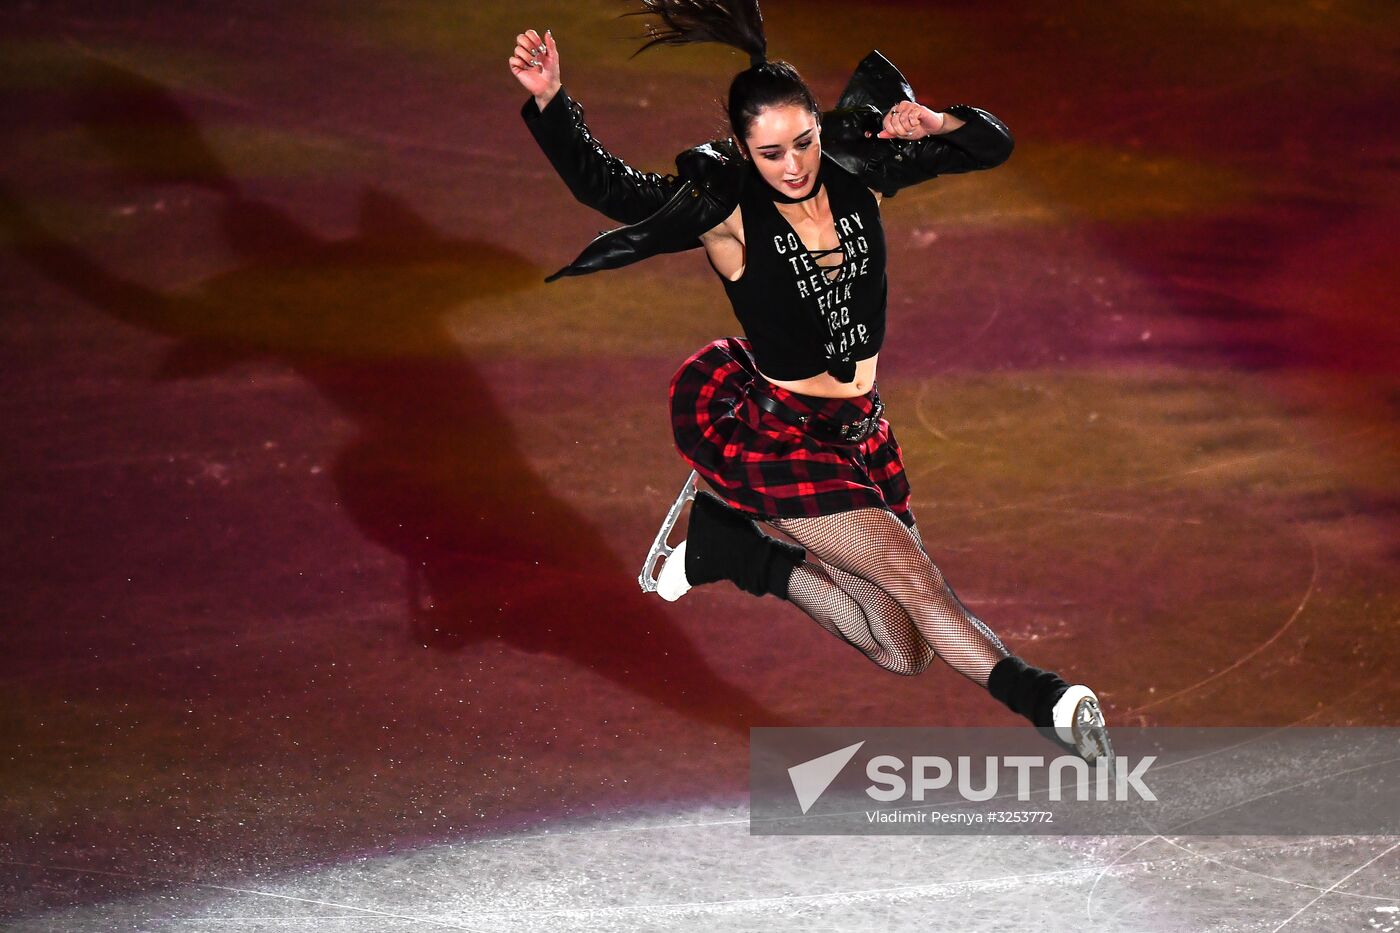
left=766, top=508, right=1011, bottom=684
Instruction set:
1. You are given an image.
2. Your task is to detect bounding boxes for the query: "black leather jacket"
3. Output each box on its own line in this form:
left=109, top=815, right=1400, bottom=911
left=521, top=50, right=1014, bottom=283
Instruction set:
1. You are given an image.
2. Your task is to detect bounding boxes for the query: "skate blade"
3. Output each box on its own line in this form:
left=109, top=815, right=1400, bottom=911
left=638, top=470, right=698, bottom=594
left=1073, top=696, right=1116, bottom=779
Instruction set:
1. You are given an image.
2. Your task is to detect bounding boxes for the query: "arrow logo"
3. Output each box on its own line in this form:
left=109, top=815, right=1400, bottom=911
left=788, top=741, right=865, bottom=814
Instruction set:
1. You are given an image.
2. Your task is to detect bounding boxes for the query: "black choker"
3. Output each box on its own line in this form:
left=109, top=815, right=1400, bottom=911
left=751, top=156, right=825, bottom=204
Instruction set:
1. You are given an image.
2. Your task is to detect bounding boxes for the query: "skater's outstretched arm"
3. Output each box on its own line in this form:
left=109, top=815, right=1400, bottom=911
left=512, top=28, right=683, bottom=226
left=855, top=101, right=1015, bottom=198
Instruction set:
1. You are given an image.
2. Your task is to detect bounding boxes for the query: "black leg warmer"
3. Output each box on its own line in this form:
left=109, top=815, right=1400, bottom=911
left=685, top=491, right=806, bottom=599
left=987, top=656, right=1070, bottom=729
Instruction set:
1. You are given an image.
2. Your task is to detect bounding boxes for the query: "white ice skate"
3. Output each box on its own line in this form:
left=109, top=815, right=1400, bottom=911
left=638, top=470, right=698, bottom=598
left=1053, top=685, right=1115, bottom=776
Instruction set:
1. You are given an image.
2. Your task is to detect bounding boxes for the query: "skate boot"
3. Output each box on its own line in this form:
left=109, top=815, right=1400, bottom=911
left=988, top=656, right=1115, bottom=776
left=640, top=473, right=805, bottom=601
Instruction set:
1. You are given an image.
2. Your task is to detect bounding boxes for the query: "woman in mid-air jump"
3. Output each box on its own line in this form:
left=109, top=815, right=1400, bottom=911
left=510, top=0, right=1113, bottom=765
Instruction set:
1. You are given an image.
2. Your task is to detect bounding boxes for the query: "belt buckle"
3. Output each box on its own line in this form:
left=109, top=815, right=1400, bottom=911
left=843, top=398, right=884, bottom=442
left=840, top=414, right=873, bottom=443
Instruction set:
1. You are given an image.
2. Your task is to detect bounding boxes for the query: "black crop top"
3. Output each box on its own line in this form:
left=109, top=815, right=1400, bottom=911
left=708, top=149, right=887, bottom=383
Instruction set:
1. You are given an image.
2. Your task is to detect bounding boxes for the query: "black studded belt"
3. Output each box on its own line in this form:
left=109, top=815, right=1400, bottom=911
left=745, top=383, right=885, bottom=446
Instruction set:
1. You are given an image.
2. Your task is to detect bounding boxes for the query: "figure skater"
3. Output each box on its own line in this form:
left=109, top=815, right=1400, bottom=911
left=509, top=0, right=1112, bottom=766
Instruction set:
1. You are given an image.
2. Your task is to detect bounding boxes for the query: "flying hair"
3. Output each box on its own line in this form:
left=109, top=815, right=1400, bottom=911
left=618, top=0, right=822, bottom=148
left=619, top=0, right=767, bottom=63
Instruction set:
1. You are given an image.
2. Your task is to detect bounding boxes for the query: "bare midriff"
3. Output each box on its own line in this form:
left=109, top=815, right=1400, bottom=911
left=758, top=356, right=878, bottom=398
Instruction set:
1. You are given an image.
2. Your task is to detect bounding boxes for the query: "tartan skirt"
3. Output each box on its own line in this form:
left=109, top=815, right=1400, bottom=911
left=668, top=336, right=915, bottom=528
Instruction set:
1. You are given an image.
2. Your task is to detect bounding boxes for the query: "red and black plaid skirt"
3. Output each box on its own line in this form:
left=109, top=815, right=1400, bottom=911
left=668, top=336, right=915, bottom=528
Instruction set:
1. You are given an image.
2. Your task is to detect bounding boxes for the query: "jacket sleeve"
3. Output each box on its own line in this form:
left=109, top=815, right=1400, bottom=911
left=521, top=86, right=684, bottom=226
left=862, top=104, right=1015, bottom=198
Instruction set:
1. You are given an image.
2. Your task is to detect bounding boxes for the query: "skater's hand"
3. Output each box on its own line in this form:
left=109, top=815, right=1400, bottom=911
left=509, top=28, right=561, bottom=108
left=875, top=100, right=944, bottom=139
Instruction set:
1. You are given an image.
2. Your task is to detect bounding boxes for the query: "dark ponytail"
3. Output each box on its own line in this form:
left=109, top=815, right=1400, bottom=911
left=620, top=0, right=821, bottom=150
left=622, top=0, right=766, bottom=62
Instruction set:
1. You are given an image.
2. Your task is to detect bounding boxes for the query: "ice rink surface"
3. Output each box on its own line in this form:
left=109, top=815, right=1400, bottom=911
left=8, top=806, right=1400, bottom=932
